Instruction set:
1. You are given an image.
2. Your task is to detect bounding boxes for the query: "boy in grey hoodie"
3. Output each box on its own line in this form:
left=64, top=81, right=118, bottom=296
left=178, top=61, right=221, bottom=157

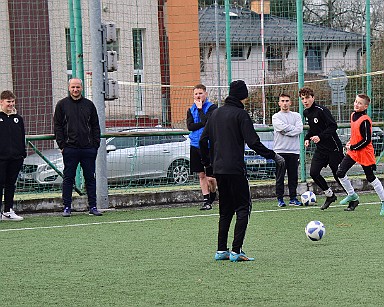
left=272, top=93, right=303, bottom=207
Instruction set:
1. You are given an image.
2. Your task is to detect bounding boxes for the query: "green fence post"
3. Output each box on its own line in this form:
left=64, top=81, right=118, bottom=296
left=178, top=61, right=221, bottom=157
left=296, top=0, right=306, bottom=182
left=224, top=0, right=232, bottom=85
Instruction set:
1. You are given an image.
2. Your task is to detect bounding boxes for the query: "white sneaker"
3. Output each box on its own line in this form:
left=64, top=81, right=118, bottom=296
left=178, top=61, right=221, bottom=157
left=1, top=209, right=24, bottom=221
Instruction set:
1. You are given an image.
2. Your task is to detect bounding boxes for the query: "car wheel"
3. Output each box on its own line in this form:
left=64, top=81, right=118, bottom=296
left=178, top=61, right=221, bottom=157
left=167, top=160, right=190, bottom=184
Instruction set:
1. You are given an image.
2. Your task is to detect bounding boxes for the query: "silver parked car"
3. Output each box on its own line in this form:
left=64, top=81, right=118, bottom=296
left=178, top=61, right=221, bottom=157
left=19, top=128, right=191, bottom=186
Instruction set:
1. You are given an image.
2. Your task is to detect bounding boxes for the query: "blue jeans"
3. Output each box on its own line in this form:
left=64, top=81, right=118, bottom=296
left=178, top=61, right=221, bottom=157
left=62, top=147, right=98, bottom=208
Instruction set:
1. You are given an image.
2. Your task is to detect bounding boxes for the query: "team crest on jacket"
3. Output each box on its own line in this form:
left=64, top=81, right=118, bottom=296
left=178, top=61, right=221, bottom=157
left=314, top=118, right=318, bottom=123
left=14, top=118, right=19, bottom=123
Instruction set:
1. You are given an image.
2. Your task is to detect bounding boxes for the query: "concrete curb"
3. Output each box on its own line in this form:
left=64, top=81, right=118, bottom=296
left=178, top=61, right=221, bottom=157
left=15, top=177, right=380, bottom=213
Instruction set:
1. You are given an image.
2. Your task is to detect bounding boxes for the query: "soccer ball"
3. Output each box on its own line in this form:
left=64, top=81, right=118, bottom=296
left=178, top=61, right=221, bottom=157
left=305, top=220, right=326, bottom=241
left=301, top=191, right=316, bottom=206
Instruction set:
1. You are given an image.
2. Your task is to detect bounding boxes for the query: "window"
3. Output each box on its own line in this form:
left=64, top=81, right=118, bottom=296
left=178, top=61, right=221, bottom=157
left=134, top=74, right=143, bottom=113
left=231, top=46, right=245, bottom=60
left=169, top=135, right=188, bottom=143
left=307, top=46, right=322, bottom=72
left=108, top=137, right=137, bottom=149
left=65, top=28, right=73, bottom=74
left=133, top=29, right=144, bottom=70
left=200, top=47, right=205, bottom=72
left=266, top=45, right=283, bottom=71
left=133, top=29, right=145, bottom=114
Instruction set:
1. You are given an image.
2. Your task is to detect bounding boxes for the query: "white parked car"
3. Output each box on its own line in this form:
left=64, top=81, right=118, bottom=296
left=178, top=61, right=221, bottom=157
left=19, top=128, right=191, bottom=186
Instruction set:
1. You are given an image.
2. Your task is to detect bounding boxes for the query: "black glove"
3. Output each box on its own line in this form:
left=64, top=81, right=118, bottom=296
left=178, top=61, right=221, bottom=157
left=204, top=165, right=214, bottom=177
left=274, top=153, right=285, bottom=167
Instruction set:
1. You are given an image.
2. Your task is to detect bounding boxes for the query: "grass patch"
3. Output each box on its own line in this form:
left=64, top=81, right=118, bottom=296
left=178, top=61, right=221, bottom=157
left=0, top=193, right=383, bottom=306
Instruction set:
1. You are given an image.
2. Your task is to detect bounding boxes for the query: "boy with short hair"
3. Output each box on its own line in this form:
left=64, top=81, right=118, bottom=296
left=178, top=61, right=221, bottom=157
left=300, top=87, right=348, bottom=210
left=186, top=84, right=217, bottom=210
left=0, top=90, right=26, bottom=221
left=272, top=93, right=303, bottom=207
left=336, top=94, right=384, bottom=214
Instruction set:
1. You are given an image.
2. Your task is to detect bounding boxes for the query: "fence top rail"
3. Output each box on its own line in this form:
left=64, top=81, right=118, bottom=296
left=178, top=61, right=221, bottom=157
left=25, top=122, right=384, bottom=141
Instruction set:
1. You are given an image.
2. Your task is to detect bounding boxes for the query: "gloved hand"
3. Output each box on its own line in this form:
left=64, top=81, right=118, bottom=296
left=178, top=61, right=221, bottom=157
left=204, top=165, right=214, bottom=177
left=274, top=153, right=285, bottom=167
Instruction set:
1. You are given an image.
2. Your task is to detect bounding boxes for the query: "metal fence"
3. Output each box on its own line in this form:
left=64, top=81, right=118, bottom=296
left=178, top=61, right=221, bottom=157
left=0, top=0, right=383, bottom=198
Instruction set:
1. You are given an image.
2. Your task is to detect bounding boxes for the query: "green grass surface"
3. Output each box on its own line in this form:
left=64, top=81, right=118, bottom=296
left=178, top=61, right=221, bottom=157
left=1, top=193, right=383, bottom=306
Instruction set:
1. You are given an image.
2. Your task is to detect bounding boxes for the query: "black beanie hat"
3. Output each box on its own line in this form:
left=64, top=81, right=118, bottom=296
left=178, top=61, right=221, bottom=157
left=229, top=80, right=248, bottom=100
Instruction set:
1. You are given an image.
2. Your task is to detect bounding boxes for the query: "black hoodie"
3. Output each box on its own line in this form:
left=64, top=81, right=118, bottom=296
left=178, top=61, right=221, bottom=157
left=0, top=108, right=26, bottom=160
left=200, top=95, right=275, bottom=175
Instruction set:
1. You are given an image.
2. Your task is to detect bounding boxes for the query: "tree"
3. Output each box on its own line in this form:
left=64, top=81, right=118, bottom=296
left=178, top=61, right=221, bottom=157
left=198, top=0, right=296, bottom=16
left=303, top=0, right=384, bottom=36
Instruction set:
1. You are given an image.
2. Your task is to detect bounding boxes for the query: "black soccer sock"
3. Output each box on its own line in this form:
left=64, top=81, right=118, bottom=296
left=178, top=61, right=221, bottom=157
left=209, top=191, right=216, bottom=204
left=203, top=194, right=210, bottom=202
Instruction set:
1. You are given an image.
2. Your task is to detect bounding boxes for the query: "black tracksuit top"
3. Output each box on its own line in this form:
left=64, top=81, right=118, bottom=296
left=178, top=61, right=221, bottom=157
left=199, top=95, right=275, bottom=175
left=0, top=111, right=26, bottom=160
left=303, top=102, right=343, bottom=153
left=54, top=96, right=101, bottom=150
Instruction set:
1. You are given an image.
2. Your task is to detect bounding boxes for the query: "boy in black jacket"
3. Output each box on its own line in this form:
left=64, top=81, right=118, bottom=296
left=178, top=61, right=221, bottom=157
left=300, top=87, right=350, bottom=210
left=0, top=90, right=26, bottom=221
left=200, top=80, right=284, bottom=262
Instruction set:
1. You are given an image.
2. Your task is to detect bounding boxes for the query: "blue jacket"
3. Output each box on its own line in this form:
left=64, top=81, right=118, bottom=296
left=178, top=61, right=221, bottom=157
left=186, top=100, right=216, bottom=148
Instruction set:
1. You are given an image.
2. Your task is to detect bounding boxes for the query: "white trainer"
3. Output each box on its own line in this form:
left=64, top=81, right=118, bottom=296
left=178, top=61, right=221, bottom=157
left=1, top=209, right=24, bottom=221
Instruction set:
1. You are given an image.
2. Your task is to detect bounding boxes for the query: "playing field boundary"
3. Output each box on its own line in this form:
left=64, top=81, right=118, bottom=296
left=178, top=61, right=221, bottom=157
left=1, top=201, right=380, bottom=233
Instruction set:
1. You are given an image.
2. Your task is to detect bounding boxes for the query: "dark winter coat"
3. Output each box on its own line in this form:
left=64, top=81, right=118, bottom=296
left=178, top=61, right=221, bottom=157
left=199, top=95, right=275, bottom=175
left=54, top=96, right=100, bottom=150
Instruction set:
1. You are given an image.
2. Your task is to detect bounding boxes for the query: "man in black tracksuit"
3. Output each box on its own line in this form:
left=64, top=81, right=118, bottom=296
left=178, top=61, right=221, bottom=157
left=0, top=90, right=26, bottom=221
left=200, top=80, right=285, bottom=262
left=300, top=87, right=349, bottom=210
left=54, top=78, right=102, bottom=217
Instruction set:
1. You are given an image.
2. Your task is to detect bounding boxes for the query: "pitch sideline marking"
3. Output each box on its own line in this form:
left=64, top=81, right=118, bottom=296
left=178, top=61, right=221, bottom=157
left=0, top=201, right=380, bottom=233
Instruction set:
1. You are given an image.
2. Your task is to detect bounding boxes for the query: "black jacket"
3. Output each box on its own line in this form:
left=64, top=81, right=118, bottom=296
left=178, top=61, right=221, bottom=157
left=303, top=102, right=343, bottom=153
left=54, top=96, right=101, bottom=150
left=199, top=95, right=275, bottom=175
left=0, top=111, right=26, bottom=160
left=186, top=104, right=217, bottom=132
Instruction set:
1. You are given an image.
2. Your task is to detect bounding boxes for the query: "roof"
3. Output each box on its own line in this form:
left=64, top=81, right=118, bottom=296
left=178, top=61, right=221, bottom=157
left=199, top=6, right=364, bottom=44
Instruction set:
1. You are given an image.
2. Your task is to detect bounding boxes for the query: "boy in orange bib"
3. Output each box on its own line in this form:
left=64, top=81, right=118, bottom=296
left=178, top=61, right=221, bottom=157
left=336, top=94, right=384, bottom=215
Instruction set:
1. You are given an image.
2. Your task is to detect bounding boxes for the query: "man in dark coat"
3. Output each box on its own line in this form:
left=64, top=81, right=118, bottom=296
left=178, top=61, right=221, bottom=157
left=200, top=80, right=285, bottom=262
